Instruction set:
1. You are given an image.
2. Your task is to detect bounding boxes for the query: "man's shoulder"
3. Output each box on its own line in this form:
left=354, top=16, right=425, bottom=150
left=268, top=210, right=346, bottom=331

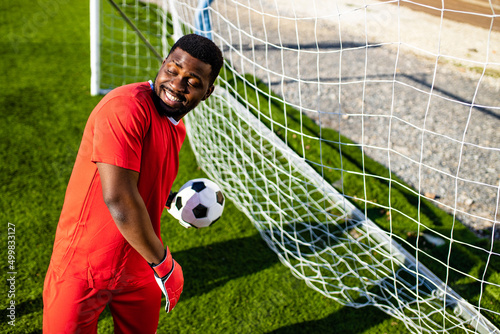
left=106, top=82, right=151, bottom=100
left=96, top=82, right=154, bottom=115
left=90, top=82, right=154, bottom=126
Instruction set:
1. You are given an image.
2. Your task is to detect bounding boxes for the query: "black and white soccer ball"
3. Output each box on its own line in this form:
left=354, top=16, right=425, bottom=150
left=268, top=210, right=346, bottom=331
left=168, top=178, right=225, bottom=228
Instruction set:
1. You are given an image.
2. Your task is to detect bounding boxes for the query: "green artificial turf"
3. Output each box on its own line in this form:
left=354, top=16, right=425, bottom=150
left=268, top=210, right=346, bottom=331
left=0, top=0, right=498, bottom=333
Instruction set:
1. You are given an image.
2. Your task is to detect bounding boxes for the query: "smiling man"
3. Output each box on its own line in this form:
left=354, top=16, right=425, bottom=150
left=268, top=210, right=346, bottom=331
left=43, top=34, right=223, bottom=334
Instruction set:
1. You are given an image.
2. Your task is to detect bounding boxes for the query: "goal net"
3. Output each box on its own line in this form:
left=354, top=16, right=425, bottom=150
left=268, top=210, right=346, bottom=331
left=91, top=0, right=500, bottom=332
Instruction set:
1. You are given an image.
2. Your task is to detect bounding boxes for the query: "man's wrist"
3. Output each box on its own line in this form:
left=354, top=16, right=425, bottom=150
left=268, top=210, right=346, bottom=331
left=150, top=247, right=174, bottom=278
left=149, top=248, right=167, bottom=267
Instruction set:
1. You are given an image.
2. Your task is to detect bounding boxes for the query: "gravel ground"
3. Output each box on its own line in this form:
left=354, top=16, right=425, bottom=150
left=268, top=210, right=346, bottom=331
left=210, top=0, right=500, bottom=238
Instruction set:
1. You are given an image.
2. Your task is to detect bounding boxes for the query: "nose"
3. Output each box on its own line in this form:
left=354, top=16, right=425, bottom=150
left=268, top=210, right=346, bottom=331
left=170, top=76, right=187, bottom=93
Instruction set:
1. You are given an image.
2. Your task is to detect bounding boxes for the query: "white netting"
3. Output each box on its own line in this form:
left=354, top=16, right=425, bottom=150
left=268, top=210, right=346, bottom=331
left=92, top=0, right=500, bottom=332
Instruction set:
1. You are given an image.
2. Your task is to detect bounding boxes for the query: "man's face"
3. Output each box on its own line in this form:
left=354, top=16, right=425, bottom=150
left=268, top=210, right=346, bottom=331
left=154, top=47, right=214, bottom=120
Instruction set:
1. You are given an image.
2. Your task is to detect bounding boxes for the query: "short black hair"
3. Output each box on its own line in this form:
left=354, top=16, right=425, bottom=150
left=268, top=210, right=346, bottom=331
left=169, top=34, right=223, bottom=86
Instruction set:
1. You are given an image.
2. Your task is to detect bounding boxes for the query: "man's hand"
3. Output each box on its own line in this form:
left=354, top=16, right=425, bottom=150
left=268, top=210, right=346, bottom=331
left=150, top=247, right=184, bottom=312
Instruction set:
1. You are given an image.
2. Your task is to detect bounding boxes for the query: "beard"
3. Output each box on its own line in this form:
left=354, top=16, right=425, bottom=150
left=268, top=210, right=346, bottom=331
left=150, top=89, right=189, bottom=118
left=151, top=75, right=190, bottom=118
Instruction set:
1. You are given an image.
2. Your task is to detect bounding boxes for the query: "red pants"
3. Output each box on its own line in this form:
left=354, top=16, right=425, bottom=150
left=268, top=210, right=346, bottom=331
left=43, top=266, right=162, bottom=334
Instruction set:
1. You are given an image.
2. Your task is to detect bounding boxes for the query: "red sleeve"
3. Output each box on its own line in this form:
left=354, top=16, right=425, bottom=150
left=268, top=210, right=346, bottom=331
left=91, top=96, right=151, bottom=172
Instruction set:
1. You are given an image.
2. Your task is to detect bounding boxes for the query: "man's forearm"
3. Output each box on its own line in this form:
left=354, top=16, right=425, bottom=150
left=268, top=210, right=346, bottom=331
left=97, top=162, right=165, bottom=265
left=106, top=195, right=165, bottom=265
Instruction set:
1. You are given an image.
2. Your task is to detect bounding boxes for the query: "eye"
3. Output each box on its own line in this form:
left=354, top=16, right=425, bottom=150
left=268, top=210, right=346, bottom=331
left=165, top=66, right=177, bottom=75
left=188, top=79, right=200, bottom=88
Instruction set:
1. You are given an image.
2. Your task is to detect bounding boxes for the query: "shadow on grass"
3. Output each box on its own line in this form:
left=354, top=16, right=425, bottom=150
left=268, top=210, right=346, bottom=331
left=0, top=296, right=43, bottom=334
left=267, top=304, right=394, bottom=334
left=173, top=234, right=279, bottom=299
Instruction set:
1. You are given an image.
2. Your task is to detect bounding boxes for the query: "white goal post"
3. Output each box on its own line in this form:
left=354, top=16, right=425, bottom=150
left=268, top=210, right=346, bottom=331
left=90, top=0, right=500, bottom=332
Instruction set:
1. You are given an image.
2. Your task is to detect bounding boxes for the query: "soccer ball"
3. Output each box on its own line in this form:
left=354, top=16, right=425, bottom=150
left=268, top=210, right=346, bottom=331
left=168, top=178, right=225, bottom=228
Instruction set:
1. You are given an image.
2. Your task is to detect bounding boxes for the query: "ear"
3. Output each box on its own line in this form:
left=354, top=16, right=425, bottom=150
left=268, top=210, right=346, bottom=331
left=202, top=85, right=215, bottom=101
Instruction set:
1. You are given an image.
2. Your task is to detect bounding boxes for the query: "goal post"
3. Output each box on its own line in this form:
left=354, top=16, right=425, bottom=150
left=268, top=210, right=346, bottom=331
left=90, top=0, right=100, bottom=95
left=90, top=0, right=500, bottom=332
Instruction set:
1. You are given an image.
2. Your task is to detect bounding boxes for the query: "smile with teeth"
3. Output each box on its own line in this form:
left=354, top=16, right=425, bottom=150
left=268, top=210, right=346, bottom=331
left=164, top=89, right=183, bottom=103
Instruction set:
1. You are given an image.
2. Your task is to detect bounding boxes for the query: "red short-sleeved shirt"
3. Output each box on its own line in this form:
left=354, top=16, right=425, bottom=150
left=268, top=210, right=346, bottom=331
left=49, top=82, right=186, bottom=289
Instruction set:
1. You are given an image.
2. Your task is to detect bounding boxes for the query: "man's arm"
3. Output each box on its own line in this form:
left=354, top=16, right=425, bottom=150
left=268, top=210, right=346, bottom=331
left=98, top=162, right=184, bottom=312
left=97, top=162, right=165, bottom=265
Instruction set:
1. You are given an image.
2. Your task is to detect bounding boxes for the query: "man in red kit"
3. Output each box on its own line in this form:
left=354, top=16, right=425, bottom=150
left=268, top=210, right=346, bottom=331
left=43, top=34, right=223, bottom=333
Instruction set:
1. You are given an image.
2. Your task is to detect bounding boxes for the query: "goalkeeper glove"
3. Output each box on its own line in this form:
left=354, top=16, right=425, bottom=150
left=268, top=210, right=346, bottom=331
left=149, top=247, right=184, bottom=312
